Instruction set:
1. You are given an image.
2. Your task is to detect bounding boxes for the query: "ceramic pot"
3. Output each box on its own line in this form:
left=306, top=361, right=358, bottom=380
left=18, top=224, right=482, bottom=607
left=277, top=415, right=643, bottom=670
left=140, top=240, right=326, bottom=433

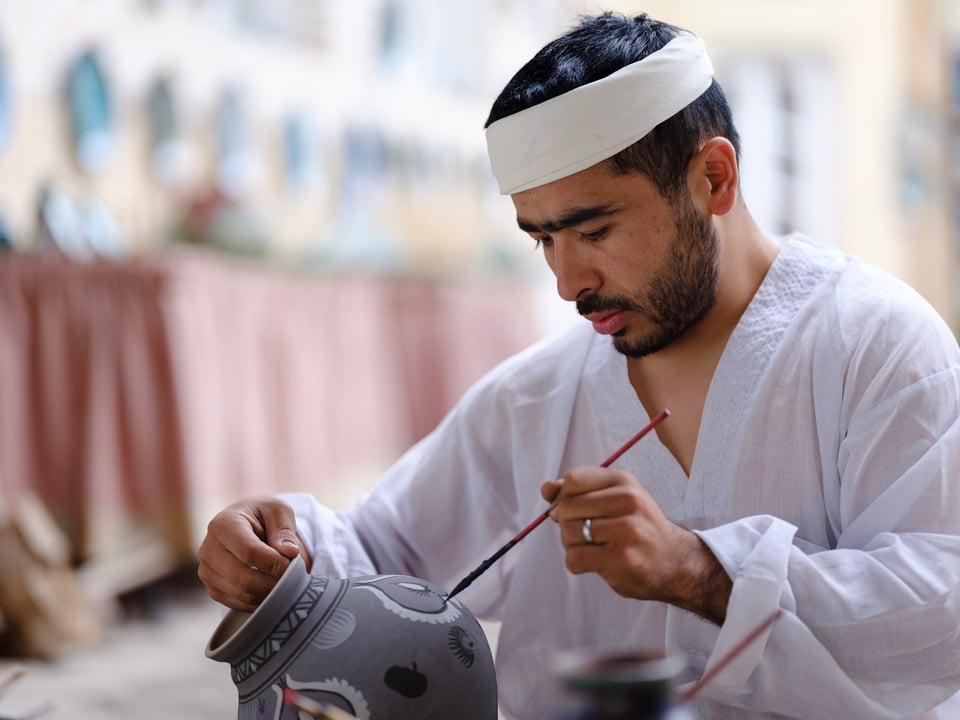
left=206, top=554, right=498, bottom=719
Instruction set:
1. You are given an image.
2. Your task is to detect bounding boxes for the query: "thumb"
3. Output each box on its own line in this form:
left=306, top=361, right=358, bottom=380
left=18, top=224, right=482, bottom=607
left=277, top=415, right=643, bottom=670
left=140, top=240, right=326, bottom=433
left=541, top=479, right=564, bottom=522
left=271, top=531, right=301, bottom=559
left=257, top=500, right=304, bottom=570
left=541, top=478, right=563, bottom=504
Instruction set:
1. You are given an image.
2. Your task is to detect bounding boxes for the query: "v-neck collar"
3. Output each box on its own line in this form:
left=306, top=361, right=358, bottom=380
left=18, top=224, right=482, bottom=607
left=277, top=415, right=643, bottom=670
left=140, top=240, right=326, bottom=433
left=591, top=236, right=836, bottom=504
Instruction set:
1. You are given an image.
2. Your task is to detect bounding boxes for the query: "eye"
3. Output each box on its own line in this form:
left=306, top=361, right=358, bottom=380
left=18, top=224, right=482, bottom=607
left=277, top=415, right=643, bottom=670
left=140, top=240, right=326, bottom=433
left=396, top=581, right=434, bottom=596
left=533, top=235, right=552, bottom=249
left=580, top=227, right=606, bottom=242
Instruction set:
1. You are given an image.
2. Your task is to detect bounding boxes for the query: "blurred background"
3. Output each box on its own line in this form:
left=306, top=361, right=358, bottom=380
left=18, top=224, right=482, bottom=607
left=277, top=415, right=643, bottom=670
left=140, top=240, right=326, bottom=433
left=0, top=0, right=958, bottom=717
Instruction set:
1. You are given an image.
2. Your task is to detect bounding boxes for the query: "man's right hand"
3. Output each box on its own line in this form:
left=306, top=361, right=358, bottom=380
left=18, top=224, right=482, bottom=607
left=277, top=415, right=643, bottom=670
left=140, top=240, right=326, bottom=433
left=197, top=495, right=312, bottom=612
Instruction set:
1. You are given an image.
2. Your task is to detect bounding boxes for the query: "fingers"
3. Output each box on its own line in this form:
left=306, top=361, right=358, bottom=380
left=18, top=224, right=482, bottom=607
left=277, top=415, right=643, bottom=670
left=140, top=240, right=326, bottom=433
left=559, top=465, right=632, bottom=497
left=559, top=515, right=611, bottom=547
left=540, top=467, right=725, bottom=613
left=545, top=467, right=652, bottom=574
left=253, top=498, right=310, bottom=570
left=541, top=468, right=653, bottom=560
left=197, top=535, right=279, bottom=612
left=550, top=467, right=640, bottom=522
left=540, top=479, right=562, bottom=504
left=197, top=496, right=310, bottom=611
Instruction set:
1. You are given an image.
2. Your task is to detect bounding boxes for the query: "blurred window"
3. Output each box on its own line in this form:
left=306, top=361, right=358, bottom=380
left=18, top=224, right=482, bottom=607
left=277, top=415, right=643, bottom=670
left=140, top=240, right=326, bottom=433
left=722, top=55, right=837, bottom=245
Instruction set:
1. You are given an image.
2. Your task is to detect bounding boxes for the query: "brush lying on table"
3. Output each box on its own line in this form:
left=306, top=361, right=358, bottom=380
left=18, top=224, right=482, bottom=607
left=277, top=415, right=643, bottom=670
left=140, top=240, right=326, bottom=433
left=446, top=408, right=670, bottom=601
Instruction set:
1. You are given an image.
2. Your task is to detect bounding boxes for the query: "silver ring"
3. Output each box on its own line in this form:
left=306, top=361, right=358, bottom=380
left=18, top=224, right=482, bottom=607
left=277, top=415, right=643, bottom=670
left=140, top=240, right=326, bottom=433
left=582, top=518, right=594, bottom=544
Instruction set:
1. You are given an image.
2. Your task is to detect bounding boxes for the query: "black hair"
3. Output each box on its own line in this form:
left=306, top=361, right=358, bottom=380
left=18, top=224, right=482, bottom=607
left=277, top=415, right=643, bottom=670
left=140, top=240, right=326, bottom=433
left=485, top=12, right=741, bottom=199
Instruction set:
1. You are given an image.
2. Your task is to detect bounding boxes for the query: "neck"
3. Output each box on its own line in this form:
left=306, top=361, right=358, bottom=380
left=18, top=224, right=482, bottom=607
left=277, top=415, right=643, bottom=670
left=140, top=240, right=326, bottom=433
left=625, top=203, right=778, bottom=475
left=634, top=204, right=778, bottom=377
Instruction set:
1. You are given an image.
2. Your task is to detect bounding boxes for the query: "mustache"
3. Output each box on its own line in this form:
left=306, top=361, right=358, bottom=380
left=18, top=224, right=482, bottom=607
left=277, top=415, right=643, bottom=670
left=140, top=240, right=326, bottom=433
left=576, top=294, right=637, bottom=316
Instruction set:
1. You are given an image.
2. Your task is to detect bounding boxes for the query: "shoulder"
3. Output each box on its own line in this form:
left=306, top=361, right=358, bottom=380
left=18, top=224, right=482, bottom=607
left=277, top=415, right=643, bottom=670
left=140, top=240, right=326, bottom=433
left=786, top=235, right=960, bottom=393
left=421, top=321, right=600, bottom=485
left=458, top=321, right=599, bottom=409
left=784, top=235, right=953, bottom=341
left=830, top=248, right=952, bottom=354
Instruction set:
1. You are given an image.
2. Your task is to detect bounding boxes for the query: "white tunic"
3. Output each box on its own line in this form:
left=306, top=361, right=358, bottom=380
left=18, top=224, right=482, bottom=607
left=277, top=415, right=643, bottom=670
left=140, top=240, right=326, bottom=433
left=285, top=235, right=960, bottom=719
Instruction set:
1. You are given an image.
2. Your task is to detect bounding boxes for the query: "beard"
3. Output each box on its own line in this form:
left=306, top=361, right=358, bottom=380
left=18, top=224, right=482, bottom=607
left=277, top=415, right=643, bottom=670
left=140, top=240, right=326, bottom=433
left=576, top=191, right=720, bottom=358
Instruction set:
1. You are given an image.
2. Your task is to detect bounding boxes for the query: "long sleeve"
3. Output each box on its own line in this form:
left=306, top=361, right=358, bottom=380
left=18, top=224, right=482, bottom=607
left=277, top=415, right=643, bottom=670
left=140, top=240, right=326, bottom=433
left=283, top=325, right=593, bottom=620
left=279, top=491, right=378, bottom=579
left=690, top=517, right=960, bottom=718
left=672, top=246, right=960, bottom=718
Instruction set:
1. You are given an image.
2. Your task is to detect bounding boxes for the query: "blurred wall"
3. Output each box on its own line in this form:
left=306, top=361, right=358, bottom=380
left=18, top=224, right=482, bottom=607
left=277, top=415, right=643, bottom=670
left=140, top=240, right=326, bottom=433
left=606, top=0, right=958, bottom=328
left=0, top=0, right=584, bottom=273
left=0, top=0, right=956, bottom=327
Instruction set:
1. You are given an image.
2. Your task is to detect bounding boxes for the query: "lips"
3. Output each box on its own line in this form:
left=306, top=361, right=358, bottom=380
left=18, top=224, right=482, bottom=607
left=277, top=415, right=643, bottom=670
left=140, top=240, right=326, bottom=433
left=585, top=310, right=627, bottom=335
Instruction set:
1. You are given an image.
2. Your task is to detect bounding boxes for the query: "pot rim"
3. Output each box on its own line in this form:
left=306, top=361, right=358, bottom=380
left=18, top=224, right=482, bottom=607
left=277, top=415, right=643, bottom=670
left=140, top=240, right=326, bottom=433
left=204, top=553, right=310, bottom=662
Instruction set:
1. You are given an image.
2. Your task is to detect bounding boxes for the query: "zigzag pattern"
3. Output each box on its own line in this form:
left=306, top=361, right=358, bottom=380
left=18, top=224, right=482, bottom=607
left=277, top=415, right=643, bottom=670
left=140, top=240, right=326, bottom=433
left=231, top=575, right=329, bottom=684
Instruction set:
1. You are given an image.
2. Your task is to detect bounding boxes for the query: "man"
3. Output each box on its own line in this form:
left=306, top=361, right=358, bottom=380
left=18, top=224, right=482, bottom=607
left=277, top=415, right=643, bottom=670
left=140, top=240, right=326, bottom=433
left=198, top=12, right=960, bottom=719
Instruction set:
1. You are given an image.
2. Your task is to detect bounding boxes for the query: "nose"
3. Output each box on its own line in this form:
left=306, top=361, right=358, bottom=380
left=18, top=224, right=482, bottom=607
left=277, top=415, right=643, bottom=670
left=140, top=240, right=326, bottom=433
left=550, top=236, right=599, bottom=302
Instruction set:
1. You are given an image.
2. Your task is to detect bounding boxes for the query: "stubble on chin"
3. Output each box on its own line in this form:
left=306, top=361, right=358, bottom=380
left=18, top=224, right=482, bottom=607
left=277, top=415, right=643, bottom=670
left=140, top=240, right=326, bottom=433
left=609, top=200, right=719, bottom=359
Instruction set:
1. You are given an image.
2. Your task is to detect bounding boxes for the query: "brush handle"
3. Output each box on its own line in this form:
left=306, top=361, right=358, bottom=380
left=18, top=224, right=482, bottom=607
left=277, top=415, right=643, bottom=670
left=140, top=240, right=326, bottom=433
left=445, top=409, right=670, bottom=600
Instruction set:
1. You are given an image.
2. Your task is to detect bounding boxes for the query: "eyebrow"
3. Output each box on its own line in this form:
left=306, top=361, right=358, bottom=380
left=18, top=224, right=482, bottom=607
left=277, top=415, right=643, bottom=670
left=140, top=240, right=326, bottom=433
left=516, top=204, right=620, bottom=234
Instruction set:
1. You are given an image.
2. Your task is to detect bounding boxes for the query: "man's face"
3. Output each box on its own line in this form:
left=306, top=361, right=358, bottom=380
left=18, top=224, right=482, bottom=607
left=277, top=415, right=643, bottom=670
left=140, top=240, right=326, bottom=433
left=512, top=163, right=719, bottom=358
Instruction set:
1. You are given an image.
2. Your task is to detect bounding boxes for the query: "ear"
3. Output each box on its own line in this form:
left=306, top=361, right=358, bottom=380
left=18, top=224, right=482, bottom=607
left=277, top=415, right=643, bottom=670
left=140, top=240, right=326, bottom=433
left=688, top=137, right=738, bottom=216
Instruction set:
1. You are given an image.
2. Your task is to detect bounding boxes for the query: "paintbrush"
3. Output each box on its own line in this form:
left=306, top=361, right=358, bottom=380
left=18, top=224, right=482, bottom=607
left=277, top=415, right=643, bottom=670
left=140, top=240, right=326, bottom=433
left=446, top=408, right=670, bottom=601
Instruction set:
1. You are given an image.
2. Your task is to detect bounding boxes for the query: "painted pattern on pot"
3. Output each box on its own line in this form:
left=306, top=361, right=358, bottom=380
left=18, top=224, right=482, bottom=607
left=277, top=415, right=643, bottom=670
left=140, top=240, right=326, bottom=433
left=206, top=555, right=498, bottom=719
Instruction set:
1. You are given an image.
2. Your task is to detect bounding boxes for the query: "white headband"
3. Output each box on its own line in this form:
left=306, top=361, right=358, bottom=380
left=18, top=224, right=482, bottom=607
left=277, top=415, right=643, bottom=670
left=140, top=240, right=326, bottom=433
left=485, top=33, right=715, bottom=195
